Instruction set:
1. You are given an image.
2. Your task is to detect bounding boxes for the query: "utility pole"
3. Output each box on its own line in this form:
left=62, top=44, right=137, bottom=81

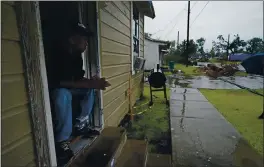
left=177, top=31, right=179, bottom=48
left=186, top=1, right=191, bottom=67
left=227, top=34, right=230, bottom=58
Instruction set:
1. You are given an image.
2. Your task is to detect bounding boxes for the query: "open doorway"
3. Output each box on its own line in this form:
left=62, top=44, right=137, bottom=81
left=38, top=1, right=102, bottom=162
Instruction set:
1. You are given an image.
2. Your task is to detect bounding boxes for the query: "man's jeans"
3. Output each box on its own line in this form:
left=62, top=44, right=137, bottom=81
left=52, top=88, right=95, bottom=142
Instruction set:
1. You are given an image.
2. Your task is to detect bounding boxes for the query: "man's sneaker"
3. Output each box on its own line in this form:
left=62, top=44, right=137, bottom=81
left=55, top=141, right=74, bottom=166
left=74, top=126, right=100, bottom=138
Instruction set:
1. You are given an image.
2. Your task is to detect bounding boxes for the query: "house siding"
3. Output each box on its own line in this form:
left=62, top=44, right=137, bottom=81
left=131, top=13, right=145, bottom=106
left=1, top=2, right=36, bottom=166
left=99, top=1, right=131, bottom=126
left=99, top=1, right=145, bottom=126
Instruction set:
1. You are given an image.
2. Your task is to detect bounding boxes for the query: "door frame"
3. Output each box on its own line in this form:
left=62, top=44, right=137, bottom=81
left=95, top=1, right=104, bottom=129
left=78, top=1, right=104, bottom=129
left=15, top=1, right=57, bottom=167
left=15, top=2, right=105, bottom=166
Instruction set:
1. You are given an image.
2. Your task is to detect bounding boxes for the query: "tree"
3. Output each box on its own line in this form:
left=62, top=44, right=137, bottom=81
left=196, top=37, right=206, bottom=55
left=213, top=34, right=247, bottom=58
left=212, top=40, right=221, bottom=55
left=246, top=37, right=264, bottom=54
left=164, top=39, right=197, bottom=64
left=209, top=47, right=216, bottom=57
left=212, top=35, right=229, bottom=58
left=229, top=34, right=247, bottom=54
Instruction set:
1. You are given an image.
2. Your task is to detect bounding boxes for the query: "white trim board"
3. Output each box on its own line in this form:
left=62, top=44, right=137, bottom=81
left=96, top=1, right=104, bottom=129
left=130, top=2, right=135, bottom=75
left=16, top=2, right=57, bottom=166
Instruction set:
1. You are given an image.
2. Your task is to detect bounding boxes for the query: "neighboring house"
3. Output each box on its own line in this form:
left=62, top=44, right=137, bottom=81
left=144, top=36, right=170, bottom=70
left=228, top=53, right=252, bottom=61
left=1, top=1, right=155, bottom=166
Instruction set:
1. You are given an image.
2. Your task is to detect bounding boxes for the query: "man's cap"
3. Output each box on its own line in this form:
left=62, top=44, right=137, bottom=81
left=69, top=23, right=93, bottom=37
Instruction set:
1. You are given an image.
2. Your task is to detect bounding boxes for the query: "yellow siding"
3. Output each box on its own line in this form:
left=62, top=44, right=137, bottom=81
left=131, top=72, right=144, bottom=105
left=130, top=14, right=145, bottom=106
left=1, top=2, right=36, bottom=166
left=99, top=1, right=131, bottom=126
left=99, top=1, right=145, bottom=126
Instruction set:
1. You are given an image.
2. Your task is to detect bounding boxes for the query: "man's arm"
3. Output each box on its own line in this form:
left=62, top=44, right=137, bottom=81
left=60, top=78, right=110, bottom=90
left=60, top=79, right=97, bottom=89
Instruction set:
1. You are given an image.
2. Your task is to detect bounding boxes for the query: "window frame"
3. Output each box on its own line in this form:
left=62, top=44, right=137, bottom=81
left=131, top=2, right=140, bottom=75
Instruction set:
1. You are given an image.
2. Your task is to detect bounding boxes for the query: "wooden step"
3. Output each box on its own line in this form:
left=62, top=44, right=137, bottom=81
left=68, top=127, right=127, bottom=167
left=115, top=139, right=148, bottom=167
left=146, top=154, right=172, bottom=167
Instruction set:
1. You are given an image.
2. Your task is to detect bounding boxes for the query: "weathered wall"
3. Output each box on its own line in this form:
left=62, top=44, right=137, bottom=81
left=99, top=1, right=145, bottom=126
left=131, top=13, right=145, bottom=106
left=99, top=1, right=131, bottom=126
left=1, top=2, right=36, bottom=166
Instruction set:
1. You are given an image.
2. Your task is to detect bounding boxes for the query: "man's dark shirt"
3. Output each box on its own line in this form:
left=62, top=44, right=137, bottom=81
left=47, top=48, right=85, bottom=89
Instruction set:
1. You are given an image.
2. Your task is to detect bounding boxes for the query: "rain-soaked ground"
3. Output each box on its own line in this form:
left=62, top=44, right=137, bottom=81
left=181, top=62, right=264, bottom=89
left=170, top=88, right=263, bottom=167
left=166, top=63, right=263, bottom=167
left=167, top=73, right=263, bottom=90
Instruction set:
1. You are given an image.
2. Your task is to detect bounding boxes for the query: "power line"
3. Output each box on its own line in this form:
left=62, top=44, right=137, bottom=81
left=163, top=8, right=186, bottom=39
left=191, top=1, right=198, bottom=10
left=162, top=1, right=197, bottom=39
left=152, top=5, right=188, bottom=36
left=190, top=1, right=209, bottom=28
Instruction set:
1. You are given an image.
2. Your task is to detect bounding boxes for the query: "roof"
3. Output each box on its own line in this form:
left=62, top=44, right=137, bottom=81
left=135, top=1, right=156, bottom=19
left=145, top=36, right=171, bottom=45
left=228, top=53, right=252, bottom=61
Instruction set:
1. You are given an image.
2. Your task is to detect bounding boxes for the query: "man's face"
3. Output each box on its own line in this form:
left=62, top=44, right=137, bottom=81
left=69, top=34, right=88, bottom=53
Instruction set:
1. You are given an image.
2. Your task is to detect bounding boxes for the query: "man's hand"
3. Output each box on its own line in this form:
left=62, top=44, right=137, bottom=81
left=79, top=77, right=110, bottom=90
left=93, top=78, right=111, bottom=90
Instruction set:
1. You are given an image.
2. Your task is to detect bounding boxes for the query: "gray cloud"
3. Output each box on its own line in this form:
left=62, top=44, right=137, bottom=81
left=145, top=1, right=263, bottom=50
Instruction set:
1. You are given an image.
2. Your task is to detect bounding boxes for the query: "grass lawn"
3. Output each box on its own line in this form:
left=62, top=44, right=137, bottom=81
left=255, top=89, right=264, bottom=95
left=126, top=85, right=171, bottom=154
left=161, top=64, right=202, bottom=77
left=234, top=71, right=248, bottom=77
left=200, top=89, right=263, bottom=155
left=209, top=58, right=241, bottom=65
left=175, top=64, right=202, bottom=76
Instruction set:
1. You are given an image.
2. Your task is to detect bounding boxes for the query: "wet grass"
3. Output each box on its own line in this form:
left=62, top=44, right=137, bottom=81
left=255, top=89, right=264, bottom=95
left=234, top=71, right=248, bottom=77
left=209, top=58, right=241, bottom=65
left=175, top=64, right=203, bottom=76
left=126, top=85, right=172, bottom=154
left=200, top=89, right=263, bottom=155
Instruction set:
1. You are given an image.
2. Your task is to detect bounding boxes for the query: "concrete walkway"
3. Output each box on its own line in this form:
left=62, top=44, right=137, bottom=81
left=170, top=88, right=263, bottom=167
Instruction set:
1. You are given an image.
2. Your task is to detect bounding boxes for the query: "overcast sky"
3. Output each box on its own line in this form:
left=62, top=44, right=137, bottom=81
left=145, top=1, right=263, bottom=51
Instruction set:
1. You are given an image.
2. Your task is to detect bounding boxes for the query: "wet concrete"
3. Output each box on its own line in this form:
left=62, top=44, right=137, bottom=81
left=167, top=75, right=263, bottom=90
left=221, top=75, right=263, bottom=89
left=170, top=88, right=263, bottom=167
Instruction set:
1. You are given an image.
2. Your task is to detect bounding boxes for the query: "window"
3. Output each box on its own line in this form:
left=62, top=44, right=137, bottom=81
left=132, top=3, right=140, bottom=55
left=131, top=2, right=140, bottom=75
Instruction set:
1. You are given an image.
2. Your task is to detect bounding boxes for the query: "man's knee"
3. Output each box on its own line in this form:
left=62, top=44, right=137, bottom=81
left=53, top=88, right=72, bottom=103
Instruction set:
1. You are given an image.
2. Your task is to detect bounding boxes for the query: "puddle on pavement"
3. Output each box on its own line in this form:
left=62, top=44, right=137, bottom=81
left=167, top=74, right=263, bottom=89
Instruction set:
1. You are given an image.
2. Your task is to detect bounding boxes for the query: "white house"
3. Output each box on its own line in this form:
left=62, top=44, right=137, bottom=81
left=144, top=35, right=170, bottom=70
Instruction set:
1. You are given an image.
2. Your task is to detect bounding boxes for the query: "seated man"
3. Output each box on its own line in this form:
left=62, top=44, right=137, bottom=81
left=48, top=23, right=110, bottom=164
